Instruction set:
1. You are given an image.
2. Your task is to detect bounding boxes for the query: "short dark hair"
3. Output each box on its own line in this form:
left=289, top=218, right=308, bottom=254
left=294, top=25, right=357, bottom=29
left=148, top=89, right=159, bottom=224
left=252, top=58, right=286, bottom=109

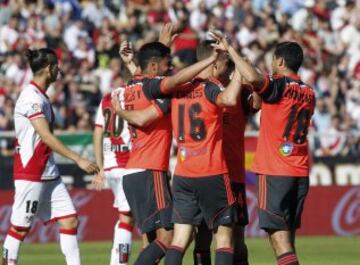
left=24, top=48, right=58, bottom=74
left=196, top=40, right=215, bottom=61
left=137, top=42, right=170, bottom=70
left=274, top=42, right=303, bottom=72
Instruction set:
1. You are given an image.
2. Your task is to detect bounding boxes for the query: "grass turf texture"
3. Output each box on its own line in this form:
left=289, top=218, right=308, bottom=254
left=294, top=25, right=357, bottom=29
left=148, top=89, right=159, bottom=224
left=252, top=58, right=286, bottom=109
left=15, top=236, right=359, bottom=265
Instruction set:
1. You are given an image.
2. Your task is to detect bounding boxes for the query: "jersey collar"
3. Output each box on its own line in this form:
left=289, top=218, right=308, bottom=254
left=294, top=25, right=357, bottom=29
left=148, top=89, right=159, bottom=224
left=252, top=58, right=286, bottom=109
left=30, top=81, right=49, bottom=98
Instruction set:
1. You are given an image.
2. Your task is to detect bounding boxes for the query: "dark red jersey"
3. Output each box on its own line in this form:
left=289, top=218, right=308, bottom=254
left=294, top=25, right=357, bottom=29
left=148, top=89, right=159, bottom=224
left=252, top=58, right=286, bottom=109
left=223, top=85, right=255, bottom=183
left=171, top=77, right=228, bottom=177
left=252, top=74, right=316, bottom=177
left=124, top=75, right=172, bottom=171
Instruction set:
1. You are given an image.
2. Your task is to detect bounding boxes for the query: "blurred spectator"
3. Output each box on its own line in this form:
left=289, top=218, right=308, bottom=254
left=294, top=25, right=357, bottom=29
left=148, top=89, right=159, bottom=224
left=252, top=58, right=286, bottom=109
left=0, top=0, right=358, bottom=157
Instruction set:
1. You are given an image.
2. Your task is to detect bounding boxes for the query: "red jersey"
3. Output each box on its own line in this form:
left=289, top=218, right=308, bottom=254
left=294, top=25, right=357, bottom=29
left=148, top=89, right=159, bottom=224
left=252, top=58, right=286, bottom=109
left=252, top=74, right=316, bottom=177
left=223, top=85, right=255, bottom=183
left=95, top=92, right=130, bottom=171
left=171, top=77, right=228, bottom=177
left=124, top=75, right=172, bottom=171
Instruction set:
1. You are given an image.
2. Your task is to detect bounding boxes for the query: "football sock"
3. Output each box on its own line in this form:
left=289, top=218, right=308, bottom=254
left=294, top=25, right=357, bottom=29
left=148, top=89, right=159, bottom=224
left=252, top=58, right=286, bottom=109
left=2, top=230, right=25, bottom=265
left=193, top=249, right=211, bottom=265
left=133, top=239, right=167, bottom=265
left=234, top=245, right=249, bottom=265
left=277, top=252, right=299, bottom=265
left=110, top=221, right=133, bottom=265
left=215, top=248, right=234, bottom=265
left=59, top=228, right=81, bottom=265
left=164, top=245, right=184, bottom=265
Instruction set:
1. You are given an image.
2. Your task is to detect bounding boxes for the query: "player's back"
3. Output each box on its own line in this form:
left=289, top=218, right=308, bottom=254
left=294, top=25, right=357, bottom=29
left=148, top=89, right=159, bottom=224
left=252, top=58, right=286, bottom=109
left=223, top=86, right=254, bottom=183
left=95, top=92, right=130, bottom=170
left=14, top=81, right=59, bottom=181
left=252, top=74, right=316, bottom=176
left=124, top=76, right=172, bottom=171
left=171, top=77, right=227, bottom=177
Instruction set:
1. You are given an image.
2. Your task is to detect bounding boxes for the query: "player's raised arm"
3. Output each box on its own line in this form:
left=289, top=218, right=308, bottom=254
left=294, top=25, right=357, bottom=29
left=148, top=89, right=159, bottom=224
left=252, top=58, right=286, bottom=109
left=160, top=53, right=218, bottom=94
left=215, top=69, right=242, bottom=107
left=111, top=93, right=168, bottom=127
left=209, top=31, right=266, bottom=90
left=119, top=40, right=139, bottom=76
left=31, top=118, right=99, bottom=174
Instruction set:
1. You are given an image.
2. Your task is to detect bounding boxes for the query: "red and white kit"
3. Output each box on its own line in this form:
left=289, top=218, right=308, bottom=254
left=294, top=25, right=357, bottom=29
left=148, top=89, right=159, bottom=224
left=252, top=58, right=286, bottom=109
left=95, top=90, right=131, bottom=213
left=11, top=81, right=76, bottom=229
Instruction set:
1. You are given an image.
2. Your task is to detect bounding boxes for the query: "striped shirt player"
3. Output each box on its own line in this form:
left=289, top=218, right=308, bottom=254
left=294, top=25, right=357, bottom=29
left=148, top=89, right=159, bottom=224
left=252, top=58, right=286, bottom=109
left=95, top=90, right=132, bottom=214
left=94, top=90, right=133, bottom=265
left=3, top=48, right=98, bottom=265
left=11, top=81, right=77, bottom=229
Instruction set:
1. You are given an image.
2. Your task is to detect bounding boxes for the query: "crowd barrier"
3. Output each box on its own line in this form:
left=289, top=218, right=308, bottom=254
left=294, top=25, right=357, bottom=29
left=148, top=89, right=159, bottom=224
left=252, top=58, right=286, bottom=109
left=1, top=185, right=359, bottom=243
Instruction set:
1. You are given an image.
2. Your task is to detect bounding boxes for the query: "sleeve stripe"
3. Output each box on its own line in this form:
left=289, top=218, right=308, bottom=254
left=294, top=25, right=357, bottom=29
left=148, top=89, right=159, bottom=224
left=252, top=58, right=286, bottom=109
left=95, top=124, right=103, bottom=128
left=28, top=112, right=44, bottom=119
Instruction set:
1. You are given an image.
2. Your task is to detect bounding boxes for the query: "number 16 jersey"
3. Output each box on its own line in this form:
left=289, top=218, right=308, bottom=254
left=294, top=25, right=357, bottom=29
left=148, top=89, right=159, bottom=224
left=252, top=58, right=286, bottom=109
left=171, top=77, right=228, bottom=177
left=252, top=74, right=316, bottom=177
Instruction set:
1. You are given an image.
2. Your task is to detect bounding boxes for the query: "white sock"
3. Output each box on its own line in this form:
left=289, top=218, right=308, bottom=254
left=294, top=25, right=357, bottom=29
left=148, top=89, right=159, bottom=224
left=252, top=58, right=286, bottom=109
left=3, top=231, right=24, bottom=265
left=59, top=229, right=81, bottom=265
left=110, top=221, right=133, bottom=265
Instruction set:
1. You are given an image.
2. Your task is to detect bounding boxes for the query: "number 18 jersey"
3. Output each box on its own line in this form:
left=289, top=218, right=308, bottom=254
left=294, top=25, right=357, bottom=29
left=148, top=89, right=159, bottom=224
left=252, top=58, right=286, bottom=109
left=252, top=74, right=316, bottom=176
left=171, top=77, right=228, bottom=177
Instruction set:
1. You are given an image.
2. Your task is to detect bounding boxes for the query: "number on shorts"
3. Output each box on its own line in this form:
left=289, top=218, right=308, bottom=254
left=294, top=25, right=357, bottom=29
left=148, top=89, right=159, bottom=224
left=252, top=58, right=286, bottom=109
left=25, top=200, right=38, bottom=214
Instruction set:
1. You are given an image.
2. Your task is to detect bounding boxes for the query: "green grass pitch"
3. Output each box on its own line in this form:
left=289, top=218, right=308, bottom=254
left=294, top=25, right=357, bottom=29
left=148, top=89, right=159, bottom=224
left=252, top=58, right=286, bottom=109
left=16, top=236, right=360, bottom=265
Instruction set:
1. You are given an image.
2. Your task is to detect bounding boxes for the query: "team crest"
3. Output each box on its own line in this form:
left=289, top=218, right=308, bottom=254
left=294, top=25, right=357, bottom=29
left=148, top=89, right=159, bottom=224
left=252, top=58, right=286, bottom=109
left=279, top=142, right=293, bottom=157
left=32, top=103, right=41, bottom=112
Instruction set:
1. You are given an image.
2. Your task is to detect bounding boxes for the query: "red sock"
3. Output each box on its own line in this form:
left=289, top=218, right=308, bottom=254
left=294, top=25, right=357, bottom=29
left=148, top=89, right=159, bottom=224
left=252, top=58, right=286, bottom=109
left=277, top=252, right=299, bottom=265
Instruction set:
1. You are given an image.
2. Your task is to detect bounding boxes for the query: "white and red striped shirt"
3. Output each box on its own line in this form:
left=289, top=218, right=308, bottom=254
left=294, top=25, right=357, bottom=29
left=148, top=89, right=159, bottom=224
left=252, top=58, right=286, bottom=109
left=95, top=90, right=130, bottom=171
left=13, top=81, right=59, bottom=181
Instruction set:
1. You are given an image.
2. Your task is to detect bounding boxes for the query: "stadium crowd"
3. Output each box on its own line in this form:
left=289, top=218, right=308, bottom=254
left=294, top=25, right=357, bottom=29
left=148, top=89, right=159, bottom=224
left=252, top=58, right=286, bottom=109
left=0, top=0, right=359, bottom=156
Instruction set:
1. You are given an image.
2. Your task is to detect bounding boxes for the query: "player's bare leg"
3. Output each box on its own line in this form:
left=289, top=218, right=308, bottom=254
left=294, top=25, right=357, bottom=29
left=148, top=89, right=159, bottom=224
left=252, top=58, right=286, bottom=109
left=268, top=229, right=299, bottom=265
left=2, top=226, right=29, bottom=265
left=164, top=224, right=193, bottom=265
left=110, top=213, right=134, bottom=265
left=58, top=217, right=81, bottom=265
left=233, top=225, right=248, bottom=265
left=213, top=224, right=234, bottom=265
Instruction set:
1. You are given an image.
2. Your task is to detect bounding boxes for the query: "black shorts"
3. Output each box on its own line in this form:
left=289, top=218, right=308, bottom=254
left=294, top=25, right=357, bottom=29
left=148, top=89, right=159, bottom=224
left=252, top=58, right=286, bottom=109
left=231, top=182, right=249, bottom=226
left=256, top=175, right=309, bottom=231
left=172, top=174, right=238, bottom=229
left=123, top=170, right=173, bottom=234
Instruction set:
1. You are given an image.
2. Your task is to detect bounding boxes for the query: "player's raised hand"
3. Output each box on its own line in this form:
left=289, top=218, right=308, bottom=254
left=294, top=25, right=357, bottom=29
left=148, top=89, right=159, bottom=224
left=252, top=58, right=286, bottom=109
left=209, top=30, right=230, bottom=51
left=159, top=23, right=177, bottom=47
left=119, top=40, right=134, bottom=64
left=91, top=169, right=105, bottom=191
left=76, top=157, right=100, bottom=174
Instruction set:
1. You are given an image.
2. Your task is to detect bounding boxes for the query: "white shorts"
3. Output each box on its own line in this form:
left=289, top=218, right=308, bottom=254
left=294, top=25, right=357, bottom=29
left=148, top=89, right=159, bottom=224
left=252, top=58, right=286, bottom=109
left=105, top=168, right=131, bottom=213
left=11, top=178, right=77, bottom=229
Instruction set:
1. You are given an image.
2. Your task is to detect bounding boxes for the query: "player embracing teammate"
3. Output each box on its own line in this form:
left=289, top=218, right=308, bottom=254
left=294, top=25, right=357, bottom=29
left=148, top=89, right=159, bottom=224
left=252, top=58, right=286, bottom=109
left=210, top=32, right=315, bottom=265
left=112, top=26, right=314, bottom=265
